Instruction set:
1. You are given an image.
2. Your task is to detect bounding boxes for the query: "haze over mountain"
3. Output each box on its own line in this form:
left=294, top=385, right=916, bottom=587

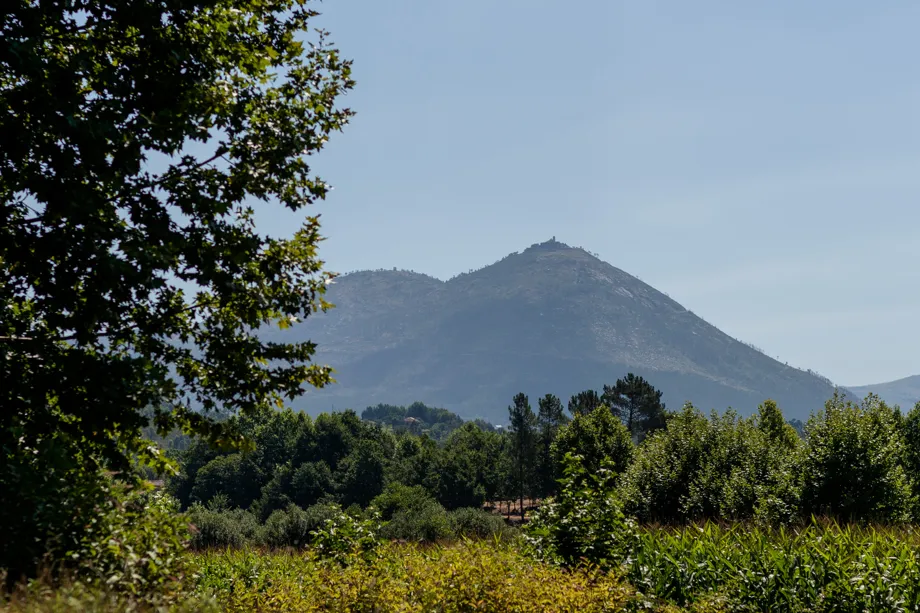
left=275, top=239, right=852, bottom=423
left=847, top=375, right=920, bottom=410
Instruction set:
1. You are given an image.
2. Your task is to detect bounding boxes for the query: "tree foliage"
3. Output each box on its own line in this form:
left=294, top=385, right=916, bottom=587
left=567, top=389, right=602, bottom=417
left=800, top=393, right=912, bottom=522
left=550, top=404, right=633, bottom=482
left=1, top=0, right=353, bottom=574
left=618, top=403, right=802, bottom=524
left=535, top=393, right=568, bottom=497
left=507, top=392, right=537, bottom=518
left=602, top=373, right=668, bottom=440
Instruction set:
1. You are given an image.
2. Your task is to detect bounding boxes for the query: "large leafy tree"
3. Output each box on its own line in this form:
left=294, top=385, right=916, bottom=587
left=550, top=404, right=633, bottom=483
left=437, top=422, right=503, bottom=510
left=0, top=0, right=353, bottom=573
left=800, top=393, right=912, bottom=522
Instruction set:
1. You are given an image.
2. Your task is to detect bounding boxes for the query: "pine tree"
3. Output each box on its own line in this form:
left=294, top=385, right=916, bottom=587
left=603, top=374, right=668, bottom=440
left=508, top=392, right=537, bottom=520
left=536, top=394, right=569, bottom=497
left=567, top=389, right=602, bottom=417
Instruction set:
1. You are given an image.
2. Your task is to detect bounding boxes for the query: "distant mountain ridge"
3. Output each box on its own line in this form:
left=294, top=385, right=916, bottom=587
left=272, top=239, right=853, bottom=423
left=847, top=375, right=920, bottom=409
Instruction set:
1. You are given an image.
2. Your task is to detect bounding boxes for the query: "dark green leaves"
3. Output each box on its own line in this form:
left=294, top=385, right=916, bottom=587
left=1, top=0, right=353, bottom=573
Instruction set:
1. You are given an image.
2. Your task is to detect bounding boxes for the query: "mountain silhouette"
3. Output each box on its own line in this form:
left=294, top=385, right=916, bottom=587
left=273, top=239, right=851, bottom=423
left=847, top=375, right=920, bottom=410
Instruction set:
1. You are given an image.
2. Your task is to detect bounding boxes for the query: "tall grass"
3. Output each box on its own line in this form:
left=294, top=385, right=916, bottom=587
left=627, top=520, right=920, bottom=611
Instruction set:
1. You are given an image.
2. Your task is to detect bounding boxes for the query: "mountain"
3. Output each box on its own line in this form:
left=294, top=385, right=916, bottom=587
left=273, top=239, right=852, bottom=423
left=847, top=375, right=920, bottom=410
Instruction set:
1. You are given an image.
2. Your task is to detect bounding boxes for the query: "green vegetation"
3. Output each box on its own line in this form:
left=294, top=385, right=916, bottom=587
left=5, top=1, right=920, bottom=612
left=1, top=0, right=352, bottom=580
left=527, top=456, right=920, bottom=611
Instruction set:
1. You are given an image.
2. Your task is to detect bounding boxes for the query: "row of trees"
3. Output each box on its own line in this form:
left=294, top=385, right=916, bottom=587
left=164, top=374, right=668, bottom=521
left=168, top=380, right=920, bottom=528
left=507, top=374, right=668, bottom=517
left=561, top=392, right=920, bottom=525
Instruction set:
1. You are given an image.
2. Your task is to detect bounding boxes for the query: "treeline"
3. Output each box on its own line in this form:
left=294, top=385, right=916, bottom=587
left=167, top=372, right=920, bottom=538
left=165, top=374, right=668, bottom=522
left=568, top=391, right=920, bottom=525
left=361, top=401, right=495, bottom=441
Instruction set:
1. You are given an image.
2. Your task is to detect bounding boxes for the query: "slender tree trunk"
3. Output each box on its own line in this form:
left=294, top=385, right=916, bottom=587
left=519, top=451, right=525, bottom=522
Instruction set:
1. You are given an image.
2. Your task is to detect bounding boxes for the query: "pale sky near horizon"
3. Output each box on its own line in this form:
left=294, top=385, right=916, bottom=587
left=258, top=1, right=919, bottom=387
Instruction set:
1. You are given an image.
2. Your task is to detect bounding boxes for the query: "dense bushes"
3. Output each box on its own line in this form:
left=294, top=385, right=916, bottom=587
left=185, top=486, right=518, bottom=551
left=66, top=485, right=190, bottom=601
left=166, top=392, right=920, bottom=544
left=192, top=542, right=633, bottom=613
left=2, top=482, right=196, bottom=606
left=800, top=392, right=912, bottom=521
left=447, top=507, right=516, bottom=540
left=188, top=501, right=260, bottom=550
left=525, top=454, right=638, bottom=569
left=618, top=401, right=802, bottom=524
left=0, top=441, right=112, bottom=581
left=527, top=453, right=920, bottom=610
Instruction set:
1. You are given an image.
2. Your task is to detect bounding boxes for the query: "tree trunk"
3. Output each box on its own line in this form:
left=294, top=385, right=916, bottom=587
left=520, top=464, right=525, bottom=522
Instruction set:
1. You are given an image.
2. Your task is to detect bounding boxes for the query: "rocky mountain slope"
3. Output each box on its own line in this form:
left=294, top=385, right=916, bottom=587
left=847, top=375, right=920, bottom=410
left=273, top=239, right=851, bottom=423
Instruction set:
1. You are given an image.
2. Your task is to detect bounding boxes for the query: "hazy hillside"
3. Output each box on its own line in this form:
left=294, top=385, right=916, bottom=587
left=847, top=375, right=920, bottom=409
left=274, top=239, right=851, bottom=423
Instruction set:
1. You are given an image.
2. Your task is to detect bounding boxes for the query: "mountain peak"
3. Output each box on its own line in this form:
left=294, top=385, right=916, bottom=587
left=523, top=237, right=572, bottom=253
left=290, top=243, right=851, bottom=422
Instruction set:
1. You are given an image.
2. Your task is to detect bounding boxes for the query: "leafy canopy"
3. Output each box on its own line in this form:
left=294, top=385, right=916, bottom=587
left=1, top=0, right=354, bottom=472
left=0, top=0, right=353, bottom=575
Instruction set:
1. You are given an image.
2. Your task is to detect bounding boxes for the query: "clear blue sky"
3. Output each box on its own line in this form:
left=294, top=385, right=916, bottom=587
left=261, top=1, right=919, bottom=387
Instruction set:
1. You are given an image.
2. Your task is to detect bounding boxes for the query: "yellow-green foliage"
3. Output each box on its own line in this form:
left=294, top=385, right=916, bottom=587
left=193, top=541, right=634, bottom=612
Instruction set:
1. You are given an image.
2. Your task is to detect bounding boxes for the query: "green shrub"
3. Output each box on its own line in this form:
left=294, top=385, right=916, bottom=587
left=255, top=503, right=324, bottom=549
left=380, top=502, right=452, bottom=543
left=0, top=433, right=112, bottom=581
left=801, top=392, right=912, bottom=522
left=309, top=505, right=381, bottom=566
left=369, top=483, right=434, bottom=521
left=0, top=580, right=217, bottom=612
left=447, top=507, right=516, bottom=541
left=192, top=542, right=633, bottom=612
left=369, top=483, right=451, bottom=542
left=256, top=502, right=342, bottom=549
left=902, top=402, right=920, bottom=520
left=187, top=501, right=259, bottom=550
left=617, top=402, right=801, bottom=524
left=524, top=453, right=638, bottom=569
left=65, top=483, right=190, bottom=602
